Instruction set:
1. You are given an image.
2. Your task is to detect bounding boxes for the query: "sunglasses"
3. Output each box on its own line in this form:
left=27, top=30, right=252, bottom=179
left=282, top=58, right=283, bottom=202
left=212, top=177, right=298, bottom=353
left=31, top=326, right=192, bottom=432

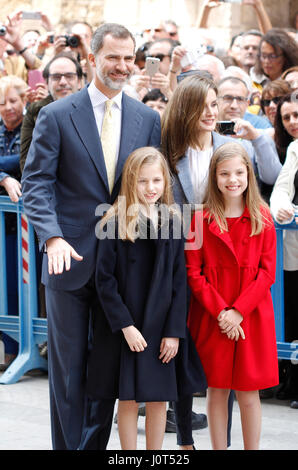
left=261, top=96, right=282, bottom=107
left=146, top=53, right=170, bottom=61
left=143, top=28, right=163, bottom=34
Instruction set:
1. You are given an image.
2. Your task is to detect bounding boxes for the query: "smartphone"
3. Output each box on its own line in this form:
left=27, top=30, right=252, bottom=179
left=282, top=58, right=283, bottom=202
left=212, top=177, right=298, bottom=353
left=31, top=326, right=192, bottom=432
left=217, top=121, right=236, bottom=135
left=180, top=46, right=206, bottom=68
left=48, top=34, right=54, bottom=44
left=218, top=0, right=242, bottom=3
left=28, top=70, right=46, bottom=90
left=145, top=57, right=160, bottom=77
left=22, top=11, right=42, bottom=20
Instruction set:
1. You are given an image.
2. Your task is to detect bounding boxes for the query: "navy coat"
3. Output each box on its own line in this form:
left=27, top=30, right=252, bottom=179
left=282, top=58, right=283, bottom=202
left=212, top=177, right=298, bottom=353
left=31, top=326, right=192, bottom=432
left=86, top=216, right=206, bottom=402
left=21, top=86, right=161, bottom=290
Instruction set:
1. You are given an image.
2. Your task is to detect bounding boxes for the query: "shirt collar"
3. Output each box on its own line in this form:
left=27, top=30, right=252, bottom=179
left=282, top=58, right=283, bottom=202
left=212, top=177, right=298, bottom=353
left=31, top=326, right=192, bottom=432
left=88, top=80, right=122, bottom=110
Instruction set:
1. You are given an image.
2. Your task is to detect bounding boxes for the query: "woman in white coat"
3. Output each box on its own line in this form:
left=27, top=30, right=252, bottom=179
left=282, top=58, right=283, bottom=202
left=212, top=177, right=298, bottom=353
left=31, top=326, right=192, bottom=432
left=270, top=139, right=298, bottom=409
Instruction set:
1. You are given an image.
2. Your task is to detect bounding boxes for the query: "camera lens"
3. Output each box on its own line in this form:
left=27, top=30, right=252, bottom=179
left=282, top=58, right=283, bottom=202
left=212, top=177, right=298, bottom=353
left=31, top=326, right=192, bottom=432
left=66, top=35, right=79, bottom=48
left=0, top=25, right=6, bottom=36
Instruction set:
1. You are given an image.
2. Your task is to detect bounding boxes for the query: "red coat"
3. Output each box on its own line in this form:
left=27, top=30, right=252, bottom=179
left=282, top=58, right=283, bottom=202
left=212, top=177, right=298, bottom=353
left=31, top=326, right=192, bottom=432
left=185, top=207, right=279, bottom=391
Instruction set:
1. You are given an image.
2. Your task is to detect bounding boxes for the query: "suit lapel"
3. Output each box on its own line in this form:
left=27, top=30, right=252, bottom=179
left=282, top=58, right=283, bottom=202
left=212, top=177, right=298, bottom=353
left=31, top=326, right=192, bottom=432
left=70, top=87, right=109, bottom=192
left=176, top=155, right=195, bottom=203
left=114, top=94, right=143, bottom=184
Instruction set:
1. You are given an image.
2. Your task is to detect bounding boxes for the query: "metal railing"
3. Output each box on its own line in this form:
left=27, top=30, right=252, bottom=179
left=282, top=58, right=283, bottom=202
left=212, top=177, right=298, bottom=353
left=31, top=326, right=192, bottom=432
left=0, top=196, right=47, bottom=384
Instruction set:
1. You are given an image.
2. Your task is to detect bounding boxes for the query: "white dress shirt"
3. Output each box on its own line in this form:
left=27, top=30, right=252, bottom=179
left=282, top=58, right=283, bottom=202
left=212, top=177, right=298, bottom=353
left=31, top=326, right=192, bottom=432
left=88, top=80, right=122, bottom=163
left=187, top=146, right=213, bottom=204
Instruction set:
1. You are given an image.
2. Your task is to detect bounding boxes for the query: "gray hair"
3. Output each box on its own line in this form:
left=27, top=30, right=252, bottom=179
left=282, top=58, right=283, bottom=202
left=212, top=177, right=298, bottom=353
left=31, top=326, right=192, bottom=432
left=91, top=23, right=136, bottom=55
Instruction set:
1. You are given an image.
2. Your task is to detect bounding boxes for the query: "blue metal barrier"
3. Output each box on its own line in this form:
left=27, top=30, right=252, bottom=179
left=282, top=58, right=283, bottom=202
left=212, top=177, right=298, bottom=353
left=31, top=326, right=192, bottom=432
left=271, top=219, right=298, bottom=361
left=0, top=194, right=296, bottom=383
left=0, top=196, right=47, bottom=384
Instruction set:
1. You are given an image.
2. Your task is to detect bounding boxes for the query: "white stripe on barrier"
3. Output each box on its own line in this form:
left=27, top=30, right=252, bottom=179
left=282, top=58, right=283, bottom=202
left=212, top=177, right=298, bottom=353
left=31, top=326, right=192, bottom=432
left=21, top=214, right=29, bottom=284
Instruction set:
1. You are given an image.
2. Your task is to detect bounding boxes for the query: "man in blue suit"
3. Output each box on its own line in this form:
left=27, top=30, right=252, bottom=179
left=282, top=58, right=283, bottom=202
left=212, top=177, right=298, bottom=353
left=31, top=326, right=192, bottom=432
left=21, top=23, right=161, bottom=450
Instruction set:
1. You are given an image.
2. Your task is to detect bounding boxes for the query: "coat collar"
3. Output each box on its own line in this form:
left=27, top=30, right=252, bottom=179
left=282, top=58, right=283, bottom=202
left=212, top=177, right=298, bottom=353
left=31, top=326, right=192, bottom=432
left=206, top=206, right=251, bottom=259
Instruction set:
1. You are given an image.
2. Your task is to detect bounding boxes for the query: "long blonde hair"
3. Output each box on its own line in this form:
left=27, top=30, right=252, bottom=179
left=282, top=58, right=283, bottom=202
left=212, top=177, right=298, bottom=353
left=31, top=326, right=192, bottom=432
left=204, top=142, right=270, bottom=236
left=100, top=147, right=176, bottom=242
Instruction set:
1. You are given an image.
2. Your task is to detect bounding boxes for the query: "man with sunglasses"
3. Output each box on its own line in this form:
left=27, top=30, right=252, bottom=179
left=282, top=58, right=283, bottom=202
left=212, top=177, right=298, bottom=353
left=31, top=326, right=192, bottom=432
left=133, top=38, right=178, bottom=101
left=142, top=20, right=179, bottom=43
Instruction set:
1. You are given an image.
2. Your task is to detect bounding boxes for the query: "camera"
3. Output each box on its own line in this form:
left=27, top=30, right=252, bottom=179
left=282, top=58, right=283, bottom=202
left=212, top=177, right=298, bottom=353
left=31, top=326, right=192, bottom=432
left=0, top=25, right=6, bottom=36
left=217, top=121, right=236, bottom=135
left=64, top=35, right=80, bottom=48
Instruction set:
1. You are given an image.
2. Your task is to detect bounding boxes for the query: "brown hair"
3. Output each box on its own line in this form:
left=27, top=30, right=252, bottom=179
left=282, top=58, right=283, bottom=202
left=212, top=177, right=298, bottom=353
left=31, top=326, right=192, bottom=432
left=260, top=79, right=292, bottom=113
left=161, top=74, right=217, bottom=173
left=204, top=142, right=269, bottom=236
left=254, top=28, right=298, bottom=78
left=274, top=93, right=298, bottom=163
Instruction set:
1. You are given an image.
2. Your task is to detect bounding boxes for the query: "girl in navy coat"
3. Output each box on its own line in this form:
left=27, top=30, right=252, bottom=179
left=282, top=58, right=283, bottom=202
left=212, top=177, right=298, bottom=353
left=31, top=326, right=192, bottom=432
left=86, top=147, right=205, bottom=450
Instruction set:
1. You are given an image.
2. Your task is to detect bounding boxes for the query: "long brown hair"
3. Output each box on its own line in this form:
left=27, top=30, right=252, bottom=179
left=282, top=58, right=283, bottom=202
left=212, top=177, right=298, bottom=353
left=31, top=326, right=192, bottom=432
left=204, top=142, right=270, bottom=236
left=274, top=93, right=297, bottom=163
left=254, top=28, right=298, bottom=78
left=99, top=147, right=176, bottom=242
left=161, top=74, right=217, bottom=173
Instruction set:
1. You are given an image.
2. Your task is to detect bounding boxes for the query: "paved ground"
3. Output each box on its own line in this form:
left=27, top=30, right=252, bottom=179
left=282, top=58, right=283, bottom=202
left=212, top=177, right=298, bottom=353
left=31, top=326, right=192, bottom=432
left=0, top=371, right=297, bottom=451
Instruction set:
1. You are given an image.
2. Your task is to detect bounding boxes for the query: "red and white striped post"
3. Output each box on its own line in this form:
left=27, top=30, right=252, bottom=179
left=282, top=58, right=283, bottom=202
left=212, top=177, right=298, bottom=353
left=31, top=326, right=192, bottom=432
left=21, top=214, right=29, bottom=284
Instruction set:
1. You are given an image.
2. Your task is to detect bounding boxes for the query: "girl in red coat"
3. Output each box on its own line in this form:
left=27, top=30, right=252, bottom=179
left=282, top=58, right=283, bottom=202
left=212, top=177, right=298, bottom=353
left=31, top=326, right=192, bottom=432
left=185, top=142, right=279, bottom=450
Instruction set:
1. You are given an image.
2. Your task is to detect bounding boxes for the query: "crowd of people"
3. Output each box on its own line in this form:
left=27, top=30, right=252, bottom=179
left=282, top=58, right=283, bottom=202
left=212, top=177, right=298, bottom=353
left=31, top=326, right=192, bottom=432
left=0, top=0, right=297, bottom=451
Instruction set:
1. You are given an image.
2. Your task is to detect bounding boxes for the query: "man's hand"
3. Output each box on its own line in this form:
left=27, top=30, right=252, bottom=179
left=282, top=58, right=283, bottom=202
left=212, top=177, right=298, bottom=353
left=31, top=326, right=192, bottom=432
left=122, top=325, right=147, bottom=352
left=46, top=236, right=83, bottom=275
left=233, top=118, right=260, bottom=140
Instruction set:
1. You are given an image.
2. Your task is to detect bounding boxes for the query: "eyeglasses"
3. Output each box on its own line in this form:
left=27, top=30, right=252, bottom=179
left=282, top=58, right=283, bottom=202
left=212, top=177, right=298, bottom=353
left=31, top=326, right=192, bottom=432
left=261, top=96, right=282, bottom=107
left=218, top=95, right=248, bottom=104
left=49, top=73, right=78, bottom=81
left=259, top=53, right=283, bottom=62
left=146, top=53, right=170, bottom=61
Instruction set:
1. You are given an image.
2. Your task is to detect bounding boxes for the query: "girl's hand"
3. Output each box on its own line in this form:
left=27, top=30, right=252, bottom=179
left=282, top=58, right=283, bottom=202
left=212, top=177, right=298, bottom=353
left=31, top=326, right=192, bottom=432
left=159, top=337, right=179, bottom=363
left=122, top=326, right=147, bottom=352
left=226, top=325, right=245, bottom=341
left=217, top=308, right=243, bottom=334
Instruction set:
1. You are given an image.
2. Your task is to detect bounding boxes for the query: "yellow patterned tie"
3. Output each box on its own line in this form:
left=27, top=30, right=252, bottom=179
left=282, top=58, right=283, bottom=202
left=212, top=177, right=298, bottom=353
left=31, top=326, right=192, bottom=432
left=101, top=99, right=116, bottom=193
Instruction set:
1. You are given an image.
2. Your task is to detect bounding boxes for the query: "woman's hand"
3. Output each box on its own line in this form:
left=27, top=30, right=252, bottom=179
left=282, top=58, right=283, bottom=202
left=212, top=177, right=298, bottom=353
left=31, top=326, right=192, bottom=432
left=0, top=176, right=22, bottom=202
left=159, top=337, right=179, bottom=363
left=276, top=207, right=295, bottom=223
left=122, top=325, right=147, bottom=352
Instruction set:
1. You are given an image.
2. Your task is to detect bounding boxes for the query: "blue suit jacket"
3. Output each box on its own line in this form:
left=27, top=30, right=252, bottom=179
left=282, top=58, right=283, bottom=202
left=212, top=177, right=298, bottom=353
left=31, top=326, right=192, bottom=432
left=21, top=86, right=161, bottom=290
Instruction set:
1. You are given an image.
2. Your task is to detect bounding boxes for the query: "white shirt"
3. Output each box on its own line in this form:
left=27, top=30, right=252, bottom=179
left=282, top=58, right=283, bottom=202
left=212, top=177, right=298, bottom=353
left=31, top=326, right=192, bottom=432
left=87, top=80, right=122, bottom=162
left=187, top=146, right=213, bottom=204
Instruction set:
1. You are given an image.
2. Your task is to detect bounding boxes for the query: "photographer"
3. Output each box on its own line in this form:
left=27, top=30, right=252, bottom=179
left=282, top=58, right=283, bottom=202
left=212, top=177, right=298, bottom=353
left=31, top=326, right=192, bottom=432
left=49, top=26, right=93, bottom=84
left=0, top=11, right=42, bottom=82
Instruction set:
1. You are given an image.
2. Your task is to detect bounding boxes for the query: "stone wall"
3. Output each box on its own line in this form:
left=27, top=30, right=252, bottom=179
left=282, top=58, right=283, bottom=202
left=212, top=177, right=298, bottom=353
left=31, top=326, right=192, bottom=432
left=0, top=0, right=295, bottom=49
